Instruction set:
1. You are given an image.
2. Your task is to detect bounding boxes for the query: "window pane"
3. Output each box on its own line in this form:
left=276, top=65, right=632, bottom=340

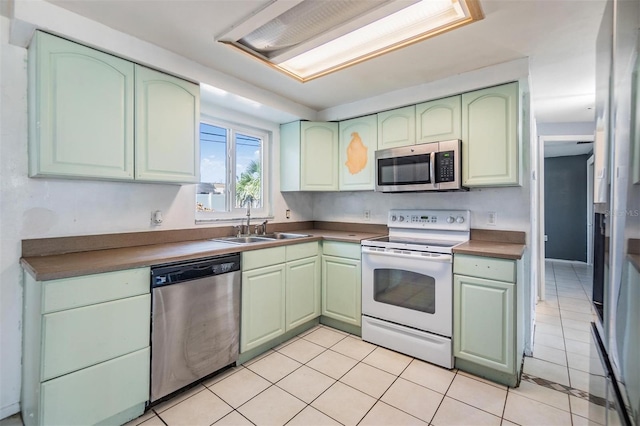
left=197, top=123, right=227, bottom=212
left=235, top=133, right=262, bottom=209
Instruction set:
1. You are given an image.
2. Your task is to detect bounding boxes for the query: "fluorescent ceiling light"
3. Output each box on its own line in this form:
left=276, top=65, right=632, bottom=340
left=218, top=0, right=483, bottom=82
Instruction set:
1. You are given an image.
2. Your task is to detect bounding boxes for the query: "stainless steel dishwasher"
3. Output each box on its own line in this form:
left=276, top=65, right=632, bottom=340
left=150, top=253, right=241, bottom=402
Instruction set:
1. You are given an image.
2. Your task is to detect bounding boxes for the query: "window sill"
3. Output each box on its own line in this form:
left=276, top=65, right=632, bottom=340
left=195, top=215, right=274, bottom=225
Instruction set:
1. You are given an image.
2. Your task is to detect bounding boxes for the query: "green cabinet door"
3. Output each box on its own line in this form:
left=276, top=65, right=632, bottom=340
left=286, top=256, right=321, bottom=330
left=241, top=264, right=286, bottom=352
left=453, top=274, right=515, bottom=374
left=135, top=65, right=200, bottom=183
left=322, top=255, right=361, bottom=326
left=377, top=105, right=416, bottom=149
left=29, top=31, right=135, bottom=180
left=461, top=82, right=519, bottom=187
left=416, top=95, right=461, bottom=143
left=339, top=115, right=377, bottom=191
left=300, top=122, right=339, bottom=191
left=41, top=348, right=149, bottom=426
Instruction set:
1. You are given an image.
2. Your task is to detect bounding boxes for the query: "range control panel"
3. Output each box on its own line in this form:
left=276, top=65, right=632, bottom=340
left=388, top=209, right=470, bottom=231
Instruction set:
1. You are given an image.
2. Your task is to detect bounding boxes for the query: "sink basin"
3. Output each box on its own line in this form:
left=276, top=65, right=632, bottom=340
left=263, top=233, right=311, bottom=240
left=213, top=233, right=310, bottom=244
left=214, top=236, right=275, bottom=244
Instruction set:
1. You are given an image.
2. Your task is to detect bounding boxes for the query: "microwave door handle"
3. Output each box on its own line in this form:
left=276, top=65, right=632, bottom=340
left=430, top=151, right=436, bottom=184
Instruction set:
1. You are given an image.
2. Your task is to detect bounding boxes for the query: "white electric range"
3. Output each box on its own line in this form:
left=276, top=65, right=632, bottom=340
left=361, top=209, right=470, bottom=369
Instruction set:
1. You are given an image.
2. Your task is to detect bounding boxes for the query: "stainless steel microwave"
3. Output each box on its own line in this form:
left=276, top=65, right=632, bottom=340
left=375, top=140, right=463, bottom=192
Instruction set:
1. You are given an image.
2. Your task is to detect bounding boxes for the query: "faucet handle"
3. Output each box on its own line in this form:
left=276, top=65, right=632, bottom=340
left=233, top=225, right=241, bottom=237
left=261, top=220, right=268, bottom=235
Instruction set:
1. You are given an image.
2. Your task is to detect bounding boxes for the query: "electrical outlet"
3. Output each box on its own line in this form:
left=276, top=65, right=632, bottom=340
left=285, top=209, right=291, bottom=219
left=151, top=210, right=163, bottom=225
left=487, top=211, right=497, bottom=226
left=364, top=210, right=371, bottom=221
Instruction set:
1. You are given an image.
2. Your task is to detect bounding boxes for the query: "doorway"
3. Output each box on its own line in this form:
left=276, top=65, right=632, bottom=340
left=536, top=134, right=595, bottom=300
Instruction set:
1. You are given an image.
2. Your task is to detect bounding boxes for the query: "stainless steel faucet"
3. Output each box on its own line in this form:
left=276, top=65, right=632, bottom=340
left=244, top=198, right=252, bottom=235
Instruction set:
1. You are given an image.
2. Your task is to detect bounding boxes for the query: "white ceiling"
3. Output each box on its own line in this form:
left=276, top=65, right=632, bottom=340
left=43, top=0, right=605, bottom=125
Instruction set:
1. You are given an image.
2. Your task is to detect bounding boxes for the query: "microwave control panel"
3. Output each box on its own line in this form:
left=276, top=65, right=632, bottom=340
left=435, top=151, right=455, bottom=183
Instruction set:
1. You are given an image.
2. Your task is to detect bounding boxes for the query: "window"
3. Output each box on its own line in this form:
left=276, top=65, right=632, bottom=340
left=196, top=120, right=270, bottom=221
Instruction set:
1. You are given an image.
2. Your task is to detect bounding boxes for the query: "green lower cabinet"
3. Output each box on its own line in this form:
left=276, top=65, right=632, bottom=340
left=241, top=264, right=287, bottom=352
left=22, top=268, right=150, bottom=426
left=41, top=348, right=149, bottom=426
left=321, top=255, right=361, bottom=326
left=286, top=256, right=321, bottom=330
left=453, top=274, right=515, bottom=374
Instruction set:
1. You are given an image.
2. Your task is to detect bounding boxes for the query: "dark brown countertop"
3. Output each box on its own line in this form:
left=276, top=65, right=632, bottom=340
left=452, top=229, right=527, bottom=260
left=21, top=228, right=385, bottom=281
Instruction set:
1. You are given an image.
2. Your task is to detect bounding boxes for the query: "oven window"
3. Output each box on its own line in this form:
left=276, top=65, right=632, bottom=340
left=373, top=269, right=435, bottom=314
left=378, top=154, right=431, bottom=185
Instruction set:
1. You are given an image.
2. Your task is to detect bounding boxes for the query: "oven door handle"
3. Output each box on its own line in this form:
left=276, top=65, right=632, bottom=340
left=362, top=247, right=452, bottom=263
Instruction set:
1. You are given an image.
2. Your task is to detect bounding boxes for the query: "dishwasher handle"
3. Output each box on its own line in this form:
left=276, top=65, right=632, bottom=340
left=151, top=253, right=240, bottom=287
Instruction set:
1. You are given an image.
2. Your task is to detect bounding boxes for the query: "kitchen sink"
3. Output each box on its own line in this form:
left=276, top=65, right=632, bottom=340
left=213, top=233, right=310, bottom=244
left=262, top=233, right=310, bottom=239
left=214, top=236, right=275, bottom=244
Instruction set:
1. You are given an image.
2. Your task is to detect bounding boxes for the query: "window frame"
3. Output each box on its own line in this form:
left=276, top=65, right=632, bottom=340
left=196, top=116, right=272, bottom=223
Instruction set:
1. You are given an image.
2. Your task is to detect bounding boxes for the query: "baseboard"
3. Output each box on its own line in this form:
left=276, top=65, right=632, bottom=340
left=0, top=402, right=20, bottom=421
left=545, top=258, right=589, bottom=265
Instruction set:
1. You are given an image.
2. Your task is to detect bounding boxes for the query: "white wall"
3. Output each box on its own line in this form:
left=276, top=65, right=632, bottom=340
left=0, top=15, right=313, bottom=418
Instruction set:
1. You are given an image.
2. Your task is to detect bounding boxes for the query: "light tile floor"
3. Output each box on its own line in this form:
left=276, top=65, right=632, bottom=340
left=0, top=259, right=611, bottom=426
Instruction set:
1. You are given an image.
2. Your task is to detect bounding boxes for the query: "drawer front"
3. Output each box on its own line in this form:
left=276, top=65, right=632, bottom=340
left=322, top=241, right=361, bottom=260
left=41, top=348, right=149, bottom=426
left=286, top=241, right=319, bottom=261
left=42, top=294, right=150, bottom=381
left=242, top=246, right=286, bottom=270
left=42, top=267, right=150, bottom=313
left=454, top=254, right=516, bottom=283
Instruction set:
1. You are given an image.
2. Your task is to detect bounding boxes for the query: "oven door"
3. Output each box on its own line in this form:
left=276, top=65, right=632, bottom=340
left=362, top=246, right=453, bottom=337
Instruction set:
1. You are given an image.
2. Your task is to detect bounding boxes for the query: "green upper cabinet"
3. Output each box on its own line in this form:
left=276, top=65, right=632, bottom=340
left=461, top=82, right=519, bottom=187
left=280, top=121, right=339, bottom=191
left=29, top=31, right=135, bottom=180
left=339, top=115, right=377, bottom=191
left=134, top=66, right=199, bottom=183
left=29, top=31, right=199, bottom=184
left=377, top=105, right=416, bottom=150
left=415, top=95, right=462, bottom=143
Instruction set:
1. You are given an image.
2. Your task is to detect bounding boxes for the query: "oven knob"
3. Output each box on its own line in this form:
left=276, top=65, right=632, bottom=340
left=456, top=216, right=465, bottom=223
left=447, top=216, right=455, bottom=223
left=391, top=215, right=397, bottom=222
left=399, top=216, right=405, bottom=222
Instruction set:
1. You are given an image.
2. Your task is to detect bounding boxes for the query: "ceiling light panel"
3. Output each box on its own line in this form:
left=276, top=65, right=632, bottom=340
left=218, top=0, right=484, bottom=82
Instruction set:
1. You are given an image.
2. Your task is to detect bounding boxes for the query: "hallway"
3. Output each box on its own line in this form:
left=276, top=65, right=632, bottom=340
left=522, top=259, right=612, bottom=424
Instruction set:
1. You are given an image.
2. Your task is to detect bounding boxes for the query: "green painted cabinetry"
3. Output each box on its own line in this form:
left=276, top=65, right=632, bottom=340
left=416, top=95, right=462, bottom=143
left=453, top=254, right=522, bottom=386
left=280, top=121, right=339, bottom=191
left=241, top=263, right=287, bottom=352
left=135, top=66, right=200, bottom=183
left=321, top=242, right=361, bottom=326
left=28, top=31, right=135, bottom=180
left=377, top=105, right=416, bottom=149
left=241, top=242, right=320, bottom=352
left=339, top=115, right=377, bottom=191
left=461, top=82, right=519, bottom=187
left=29, top=31, right=199, bottom=184
left=22, top=268, right=151, bottom=426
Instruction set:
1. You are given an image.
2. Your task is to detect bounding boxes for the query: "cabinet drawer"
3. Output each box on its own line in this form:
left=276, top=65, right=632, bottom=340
left=242, top=247, right=286, bottom=270
left=42, top=294, right=150, bottom=381
left=286, top=242, right=319, bottom=261
left=454, top=254, right=516, bottom=283
left=41, top=348, right=149, bottom=426
left=42, top=268, right=149, bottom=313
left=322, top=241, right=361, bottom=260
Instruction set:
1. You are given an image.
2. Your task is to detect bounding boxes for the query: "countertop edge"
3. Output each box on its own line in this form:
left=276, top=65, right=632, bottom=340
left=452, top=241, right=526, bottom=260
left=22, top=230, right=384, bottom=281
